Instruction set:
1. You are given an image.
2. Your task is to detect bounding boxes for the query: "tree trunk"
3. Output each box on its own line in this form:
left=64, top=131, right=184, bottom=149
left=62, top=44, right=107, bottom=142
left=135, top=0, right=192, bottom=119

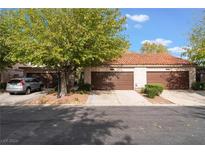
left=60, top=71, right=67, bottom=97
left=65, top=71, right=69, bottom=92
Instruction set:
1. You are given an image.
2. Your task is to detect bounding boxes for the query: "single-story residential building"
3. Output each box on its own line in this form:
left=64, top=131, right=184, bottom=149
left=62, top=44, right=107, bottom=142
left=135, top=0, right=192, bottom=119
left=84, top=52, right=196, bottom=90
left=0, top=64, right=24, bottom=83
left=0, top=64, right=58, bottom=88
left=0, top=64, right=76, bottom=88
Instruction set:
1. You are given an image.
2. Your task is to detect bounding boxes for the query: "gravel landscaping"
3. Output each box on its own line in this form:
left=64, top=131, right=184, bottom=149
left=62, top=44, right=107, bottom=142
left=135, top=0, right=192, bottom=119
left=28, top=92, right=89, bottom=105
left=137, top=91, right=174, bottom=105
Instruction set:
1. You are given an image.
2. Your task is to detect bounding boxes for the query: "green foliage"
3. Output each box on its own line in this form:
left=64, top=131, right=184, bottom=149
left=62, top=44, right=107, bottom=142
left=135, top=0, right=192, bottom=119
left=140, top=42, right=168, bottom=54
left=0, top=9, right=129, bottom=95
left=183, top=14, right=205, bottom=66
left=144, top=84, right=164, bottom=98
left=78, top=83, right=91, bottom=91
left=0, top=9, right=129, bottom=69
left=0, top=10, right=15, bottom=70
left=146, top=88, right=159, bottom=98
left=0, top=82, right=7, bottom=90
left=191, top=82, right=205, bottom=90
left=145, top=84, right=164, bottom=94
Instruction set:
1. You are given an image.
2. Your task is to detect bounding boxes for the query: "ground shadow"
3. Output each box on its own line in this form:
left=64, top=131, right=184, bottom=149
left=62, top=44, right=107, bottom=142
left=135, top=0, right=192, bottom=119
left=194, top=90, right=205, bottom=97
left=1, top=105, right=205, bottom=145
left=90, top=90, right=116, bottom=95
left=0, top=105, right=128, bottom=145
left=185, top=106, right=205, bottom=119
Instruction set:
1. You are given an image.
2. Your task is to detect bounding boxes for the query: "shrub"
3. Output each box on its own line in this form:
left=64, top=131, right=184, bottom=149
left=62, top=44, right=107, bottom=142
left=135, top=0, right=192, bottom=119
left=145, top=84, right=164, bottom=95
left=78, top=83, right=91, bottom=91
left=0, top=82, right=7, bottom=90
left=144, top=84, right=164, bottom=98
left=192, top=82, right=205, bottom=90
left=146, top=88, right=159, bottom=98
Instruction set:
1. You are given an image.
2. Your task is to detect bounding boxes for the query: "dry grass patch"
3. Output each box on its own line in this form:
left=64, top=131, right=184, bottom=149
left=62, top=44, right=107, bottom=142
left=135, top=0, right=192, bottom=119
left=29, top=92, right=89, bottom=105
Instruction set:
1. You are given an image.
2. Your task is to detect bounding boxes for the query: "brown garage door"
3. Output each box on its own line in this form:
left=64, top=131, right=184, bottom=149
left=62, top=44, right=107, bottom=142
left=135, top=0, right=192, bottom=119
left=147, top=71, right=189, bottom=89
left=91, top=72, right=133, bottom=90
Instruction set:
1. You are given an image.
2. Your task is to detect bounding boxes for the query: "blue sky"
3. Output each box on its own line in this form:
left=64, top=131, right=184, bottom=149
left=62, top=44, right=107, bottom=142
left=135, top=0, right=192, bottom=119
left=120, top=8, right=204, bottom=57
left=0, top=8, right=204, bottom=57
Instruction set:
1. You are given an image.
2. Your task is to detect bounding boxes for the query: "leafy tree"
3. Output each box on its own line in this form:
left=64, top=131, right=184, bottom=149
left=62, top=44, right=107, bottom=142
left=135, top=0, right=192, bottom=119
left=0, top=11, right=14, bottom=71
left=140, top=42, right=168, bottom=54
left=183, top=14, right=205, bottom=66
left=0, top=9, right=129, bottom=95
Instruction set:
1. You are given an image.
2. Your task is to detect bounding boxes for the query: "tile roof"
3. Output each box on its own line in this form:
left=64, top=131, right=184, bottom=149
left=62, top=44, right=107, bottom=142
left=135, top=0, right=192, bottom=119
left=108, top=52, right=192, bottom=65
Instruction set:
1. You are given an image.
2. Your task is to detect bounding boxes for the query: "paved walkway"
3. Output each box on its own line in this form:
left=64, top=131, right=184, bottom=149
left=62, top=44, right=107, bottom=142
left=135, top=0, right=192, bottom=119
left=161, top=90, right=205, bottom=106
left=86, top=90, right=151, bottom=106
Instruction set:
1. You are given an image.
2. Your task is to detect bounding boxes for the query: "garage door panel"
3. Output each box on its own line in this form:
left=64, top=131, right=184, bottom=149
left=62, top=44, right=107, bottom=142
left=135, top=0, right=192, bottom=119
left=91, top=72, right=133, bottom=90
left=147, top=71, right=189, bottom=89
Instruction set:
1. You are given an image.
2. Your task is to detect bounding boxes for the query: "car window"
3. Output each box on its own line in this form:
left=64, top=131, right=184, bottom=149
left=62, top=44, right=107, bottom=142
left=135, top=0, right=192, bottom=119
left=31, top=78, right=39, bottom=82
left=8, top=80, right=21, bottom=84
left=25, top=79, right=31, bottom=82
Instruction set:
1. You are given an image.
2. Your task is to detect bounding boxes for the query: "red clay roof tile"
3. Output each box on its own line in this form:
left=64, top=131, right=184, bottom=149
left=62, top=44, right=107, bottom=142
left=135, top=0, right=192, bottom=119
left=108, top=52, right=192, bottom=65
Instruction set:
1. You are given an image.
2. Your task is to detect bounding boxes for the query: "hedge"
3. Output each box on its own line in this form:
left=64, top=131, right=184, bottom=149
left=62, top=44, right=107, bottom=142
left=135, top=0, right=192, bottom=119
left=192, top=82, right=205, bottom=90
left=0, top=82, right=7, bottom=90
left=144, top=84, right=164, bottom=98
left=78, top=83, right=92, bottom=91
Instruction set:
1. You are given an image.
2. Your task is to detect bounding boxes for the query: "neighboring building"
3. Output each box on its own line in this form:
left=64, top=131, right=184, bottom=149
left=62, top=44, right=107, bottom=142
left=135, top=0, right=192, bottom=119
left=0, top=64, right=58, bottom=88
left=84, top=52, right=196, bottom=90
left=0, top=64, right=24, bottom=83
left=19, top=66, right=58, bottom=88
left=196, top=67, right=205, bottom=82
left=0, top=64, right=76, bottom=88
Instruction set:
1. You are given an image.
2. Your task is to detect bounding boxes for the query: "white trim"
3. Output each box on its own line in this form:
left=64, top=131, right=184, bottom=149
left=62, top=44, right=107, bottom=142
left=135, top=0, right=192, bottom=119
left=102, top=64, right=195, bottom=68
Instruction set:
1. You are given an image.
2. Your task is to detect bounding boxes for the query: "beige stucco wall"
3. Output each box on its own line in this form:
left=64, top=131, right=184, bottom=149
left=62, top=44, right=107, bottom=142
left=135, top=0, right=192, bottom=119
left=84, top=65, right=196, bottom=89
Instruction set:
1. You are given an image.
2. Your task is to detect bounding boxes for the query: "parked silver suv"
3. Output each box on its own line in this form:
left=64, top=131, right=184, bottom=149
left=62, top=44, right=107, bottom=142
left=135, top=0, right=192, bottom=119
left=6, top=77, right=44, bottom=95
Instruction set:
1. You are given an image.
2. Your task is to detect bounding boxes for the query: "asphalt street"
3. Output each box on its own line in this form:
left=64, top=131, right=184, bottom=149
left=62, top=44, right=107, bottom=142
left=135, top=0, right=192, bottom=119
left=1, top=105, right=205, bottom=144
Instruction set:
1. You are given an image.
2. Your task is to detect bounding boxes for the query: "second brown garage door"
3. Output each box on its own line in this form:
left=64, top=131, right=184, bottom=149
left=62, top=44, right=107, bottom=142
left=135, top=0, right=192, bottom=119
left=147, top=71, right=189, bottom=89
left=91, top=72, right=133, bottom=90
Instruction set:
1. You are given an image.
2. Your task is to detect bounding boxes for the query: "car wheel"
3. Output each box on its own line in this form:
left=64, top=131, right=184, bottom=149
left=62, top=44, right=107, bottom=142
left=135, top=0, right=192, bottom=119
left=25, top=88, right=31, bottom=95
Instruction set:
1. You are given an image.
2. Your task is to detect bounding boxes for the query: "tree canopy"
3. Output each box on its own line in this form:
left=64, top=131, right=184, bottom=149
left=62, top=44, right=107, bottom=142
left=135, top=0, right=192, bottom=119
left=140, top=42, right=168, bottom=54
left=0, top=11, right=14, bottom=70
left=183, top=14, right=205, bottom=66
left=0, top=9, right=129, bottom=95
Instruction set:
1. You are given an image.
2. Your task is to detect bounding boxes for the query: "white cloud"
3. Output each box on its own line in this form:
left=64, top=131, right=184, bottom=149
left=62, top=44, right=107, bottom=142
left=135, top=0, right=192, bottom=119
left=126, top=14, right=149, bottom=23
left=168, top=46, right=189, bottom=58
left=134, top=24, right=142, bottom=29
left=141, top=38, right=172, bottom=46
left=168, top=47, right=186, bottom=53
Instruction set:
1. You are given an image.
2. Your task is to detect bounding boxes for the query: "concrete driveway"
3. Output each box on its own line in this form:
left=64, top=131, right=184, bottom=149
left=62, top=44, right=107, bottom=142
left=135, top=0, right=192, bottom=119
left=86, top=90, right=151, bottom=106
left=161, top=90, right=205, bottom=106
left=0, top=92, right=46, bottom=106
